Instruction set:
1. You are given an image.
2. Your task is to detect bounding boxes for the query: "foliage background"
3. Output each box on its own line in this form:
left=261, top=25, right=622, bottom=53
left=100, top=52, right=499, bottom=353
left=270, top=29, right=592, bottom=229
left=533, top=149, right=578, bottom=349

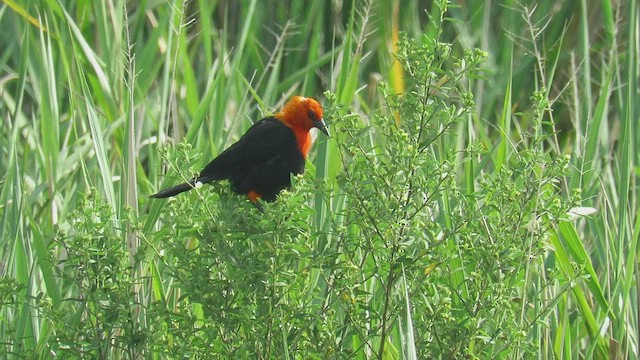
left=0, top=0, right=638, bottom=358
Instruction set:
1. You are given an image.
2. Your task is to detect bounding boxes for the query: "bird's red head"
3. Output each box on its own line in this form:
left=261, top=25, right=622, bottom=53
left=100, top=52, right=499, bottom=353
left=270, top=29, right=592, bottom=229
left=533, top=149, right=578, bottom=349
left=276, top=96, right=328, bottom=136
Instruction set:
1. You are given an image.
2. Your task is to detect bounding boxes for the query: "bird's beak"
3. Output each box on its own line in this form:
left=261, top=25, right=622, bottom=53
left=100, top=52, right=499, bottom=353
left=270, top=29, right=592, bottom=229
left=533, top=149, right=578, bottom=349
left=313, top=118, right=330, bottom=137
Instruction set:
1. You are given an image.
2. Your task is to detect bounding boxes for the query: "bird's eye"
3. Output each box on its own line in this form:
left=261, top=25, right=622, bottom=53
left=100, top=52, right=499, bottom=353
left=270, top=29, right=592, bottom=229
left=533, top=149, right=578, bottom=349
left=307, top=109, right=316, bottom=120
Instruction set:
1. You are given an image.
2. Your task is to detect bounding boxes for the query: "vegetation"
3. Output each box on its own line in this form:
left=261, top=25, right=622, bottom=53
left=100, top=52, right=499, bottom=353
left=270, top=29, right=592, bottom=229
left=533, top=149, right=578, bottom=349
left=0, top=0, right=637, bottom=358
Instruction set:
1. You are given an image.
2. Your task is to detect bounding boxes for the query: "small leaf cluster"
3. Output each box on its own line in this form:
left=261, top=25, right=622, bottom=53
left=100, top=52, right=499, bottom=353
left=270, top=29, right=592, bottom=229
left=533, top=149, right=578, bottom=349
left=45, top=192, right=151, bottom=358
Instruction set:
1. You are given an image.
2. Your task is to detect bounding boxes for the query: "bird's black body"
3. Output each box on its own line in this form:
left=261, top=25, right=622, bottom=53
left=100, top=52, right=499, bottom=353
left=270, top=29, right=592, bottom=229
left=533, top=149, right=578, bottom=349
left=151, top=117, right=305, bottom=201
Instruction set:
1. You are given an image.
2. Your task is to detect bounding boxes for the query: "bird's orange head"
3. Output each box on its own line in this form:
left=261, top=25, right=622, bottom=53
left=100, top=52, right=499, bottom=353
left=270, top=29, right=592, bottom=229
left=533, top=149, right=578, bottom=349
left=275, top=96, right=329, bottom=158
left=276, top=96, right=328, bottom=136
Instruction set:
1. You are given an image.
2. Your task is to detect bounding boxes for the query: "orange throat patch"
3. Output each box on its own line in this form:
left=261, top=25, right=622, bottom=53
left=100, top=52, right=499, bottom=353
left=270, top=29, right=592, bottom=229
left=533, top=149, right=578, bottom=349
left=292, top=127, right=313, bottom=158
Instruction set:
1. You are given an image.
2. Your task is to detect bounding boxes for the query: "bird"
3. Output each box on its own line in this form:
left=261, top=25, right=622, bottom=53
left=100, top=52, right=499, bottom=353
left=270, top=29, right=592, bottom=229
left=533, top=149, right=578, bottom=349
left=150, top=96, right=328, bottom=211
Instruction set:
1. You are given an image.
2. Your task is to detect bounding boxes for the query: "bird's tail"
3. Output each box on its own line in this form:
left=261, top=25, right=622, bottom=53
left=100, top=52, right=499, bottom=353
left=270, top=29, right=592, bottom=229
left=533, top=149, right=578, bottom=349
left=150, top=180, right=197, bottom=198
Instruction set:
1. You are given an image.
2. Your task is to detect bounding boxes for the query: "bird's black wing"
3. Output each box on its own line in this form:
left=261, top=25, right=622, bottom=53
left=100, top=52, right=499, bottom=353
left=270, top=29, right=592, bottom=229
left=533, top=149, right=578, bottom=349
left=151, top=117, right=305, bottom=200
left=198, top=117, right=300, bottom=182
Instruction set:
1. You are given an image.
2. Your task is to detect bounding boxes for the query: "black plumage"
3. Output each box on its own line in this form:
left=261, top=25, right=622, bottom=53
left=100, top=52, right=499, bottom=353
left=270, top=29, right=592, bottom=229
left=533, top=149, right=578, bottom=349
left=150, top=117, right=305, bottom=202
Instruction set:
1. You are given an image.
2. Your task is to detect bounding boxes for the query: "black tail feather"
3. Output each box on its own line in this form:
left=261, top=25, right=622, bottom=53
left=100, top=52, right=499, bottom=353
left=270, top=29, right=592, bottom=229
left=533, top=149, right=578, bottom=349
left=150, top=180, right=196, bottom=198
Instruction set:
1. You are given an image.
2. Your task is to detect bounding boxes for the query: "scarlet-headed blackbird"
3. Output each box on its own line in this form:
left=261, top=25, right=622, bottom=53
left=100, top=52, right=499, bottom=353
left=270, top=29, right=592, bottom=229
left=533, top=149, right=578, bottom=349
left=151, top=96, right=328, bottom=210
